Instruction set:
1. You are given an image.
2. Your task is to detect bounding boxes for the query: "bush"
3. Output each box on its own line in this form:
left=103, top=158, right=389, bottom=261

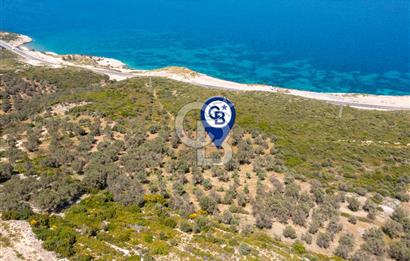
left=394, top=192, right=410, bottom=202
left=327, top=218, right=343, bottom=236
left=285, top=182, right=300, bottom=199
left=362, top=228, right=386, bottom=256
left=388, top=240, right=410, bottom=261
left=199, top=196, right=218, bottom=214
left=0, top=163, right=13, bottom=183
left=308, top=220, right=320, bottom=234
left=363, top=199, right=377, bottom=212
left=202, top=179, right=213, bottom=190
left=301, top=233, right=312, bottom=244
left=255, top=213, right=272, bottom=229
left=169, top=195, right=195, bottom=217
left=172, top=180, right=185, bottom=196
left=194, top=217, right=210, bottom=232
left=334, top=233, right=354, bottom=259
left=316, top=232, right=331, bottom=249
left=192, top=170, right=204, bottom=185
left=283, top=225, right=297, bottom=239
left=163, top=218, right=177, bottom=228
left=0, top=201, right=32, bottom=220
left=220, top=210, right=233, bottom=225
left=392, top=207, right=410, bottom=233
left=32, top=179, right=83, bottom=212
left=239, top=243, right=252, bottom=255
left=42, top=227, right=77, bottom=257
left=348, top=215, right=357, bottom=224
left=347, top=197, right=360, bottom=212
left=292, top=242, right=306, bottom=255
left=351, top=250, right=371, bottom=261
left=179, top=221, right=192, bottom=233
left=107, top=173, right=145, bottom=206
left=383, top=220, right=403, bottom=238
left=292, top=207, right=307, bottom=227
left=149, top=241, right=169, bottom=255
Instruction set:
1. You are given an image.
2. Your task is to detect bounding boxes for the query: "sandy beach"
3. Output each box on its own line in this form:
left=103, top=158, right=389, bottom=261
left=1, top=32, right=409, bottom=111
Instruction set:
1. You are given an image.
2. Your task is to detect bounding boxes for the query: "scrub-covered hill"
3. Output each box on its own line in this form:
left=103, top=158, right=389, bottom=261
left=0, top=50, right=409, bottom=260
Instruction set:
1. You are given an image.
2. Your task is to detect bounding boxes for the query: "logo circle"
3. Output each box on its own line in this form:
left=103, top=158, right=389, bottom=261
left=204, top=100, right=232, bottom=128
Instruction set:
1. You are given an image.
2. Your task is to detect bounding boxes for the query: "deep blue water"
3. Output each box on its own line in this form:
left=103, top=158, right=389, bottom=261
left=1, top=0, right=410, bottom=94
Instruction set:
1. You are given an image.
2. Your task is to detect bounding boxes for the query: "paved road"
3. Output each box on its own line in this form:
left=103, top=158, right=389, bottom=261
left=0, top=40, right=54, bottom=64
left=1, top=39, right=409, bottom=111
left=0, top=39, right=136, bottom=79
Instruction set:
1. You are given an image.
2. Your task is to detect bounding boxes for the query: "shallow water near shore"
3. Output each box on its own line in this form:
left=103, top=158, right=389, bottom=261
left=1, top=0, right=410, bottom=95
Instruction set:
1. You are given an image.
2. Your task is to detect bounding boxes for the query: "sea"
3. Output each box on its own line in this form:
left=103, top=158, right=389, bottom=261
left=1, top=0, right=409, bottom=95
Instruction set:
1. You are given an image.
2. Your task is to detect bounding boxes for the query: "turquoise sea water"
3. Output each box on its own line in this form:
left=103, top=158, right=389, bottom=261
left=1, top=0, right=410, bottom=94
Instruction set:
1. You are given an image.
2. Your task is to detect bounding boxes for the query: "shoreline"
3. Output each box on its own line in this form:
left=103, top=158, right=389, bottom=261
left=1, top=32, right=409, bottom=111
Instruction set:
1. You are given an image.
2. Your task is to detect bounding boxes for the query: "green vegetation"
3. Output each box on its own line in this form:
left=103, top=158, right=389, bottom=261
left=0, top=55, right=408, bottom=260
left=0, top=32, right=19, bottom=42
left=153, top=77, right=410, bottom=196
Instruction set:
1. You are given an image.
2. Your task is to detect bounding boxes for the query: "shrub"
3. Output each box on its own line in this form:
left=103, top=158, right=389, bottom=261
left=388, top=240, right=410, bottom=261
left=347, top=197, right=360, bottom=212
left=220, top=210, right=233, bottom=225
left=149, top=241, right=169, bottom=255
left=107, top=173, right=144, bottom=206
left=373, top=193, right=384, bottom=203
left=239, top=243, right=252, bottom=255
left=42, top=227, right=77, bottom=257
left=0, top=200, right=32, bottom=220
left=334, top=233, right=354, bottom=259
left=237, top=193, right=247, bottom=207
left=292, top=242, right=306, bottom=255
left=363, top=199, right=377, bottom=212
left=192, top=170, right=204, bottom=185
left=351, top=250, right=371, bottom=261
left=241, top=225, right=254, bottom=236
left=169, top=195, right=195, bottom=217
left=243, top=184, right=249, bottom=194
left=316, top=232, right=331, bottom=249
left=179, top=221, right=192, bottom=233
left=283, top=225, right=297, bottom=239
left=83, top=167, right=108, bottom=192
left=291, top=207, right=307, bottom=227
left=356, top=187, right=367, bottom=196
left=222, top=190, right=235, bottom=205
left=143, top=233, right=154, bottom=244
left=348, top=215, right=357, bottom=224
left=394, top=192, right=410, bottom=202
left=163, top=218, right=177, bottom=228
left=310, top=181, right=324, bottom=202
left=0, top=163, right=13, bottom=183
left=202, top=179, right=212, bottom=190
left=383, top=220, right=403, bottom=238
left=367, top=208, right=377, bottom=221
left=194, top=216, right=210, bottom=232
left=327, top=218, right=343, bottom=236
left=308, top=220, right=320, bottom=234
left=172, top=180, right=185, bottom=196
left=199, top=196, right=217, bottom=214
left=285, top=182, right=300, bottom=199
left=255, top=213, right=272, bottom=229
left=362, top=228, right=386, bottom=256
left=392, top=207, right=410, bottom=233
left=301, top=233, right=312, bottom=244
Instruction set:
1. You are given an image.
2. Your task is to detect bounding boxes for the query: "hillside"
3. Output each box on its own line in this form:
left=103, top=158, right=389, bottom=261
left=0, top=49, right=409, bottom=261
